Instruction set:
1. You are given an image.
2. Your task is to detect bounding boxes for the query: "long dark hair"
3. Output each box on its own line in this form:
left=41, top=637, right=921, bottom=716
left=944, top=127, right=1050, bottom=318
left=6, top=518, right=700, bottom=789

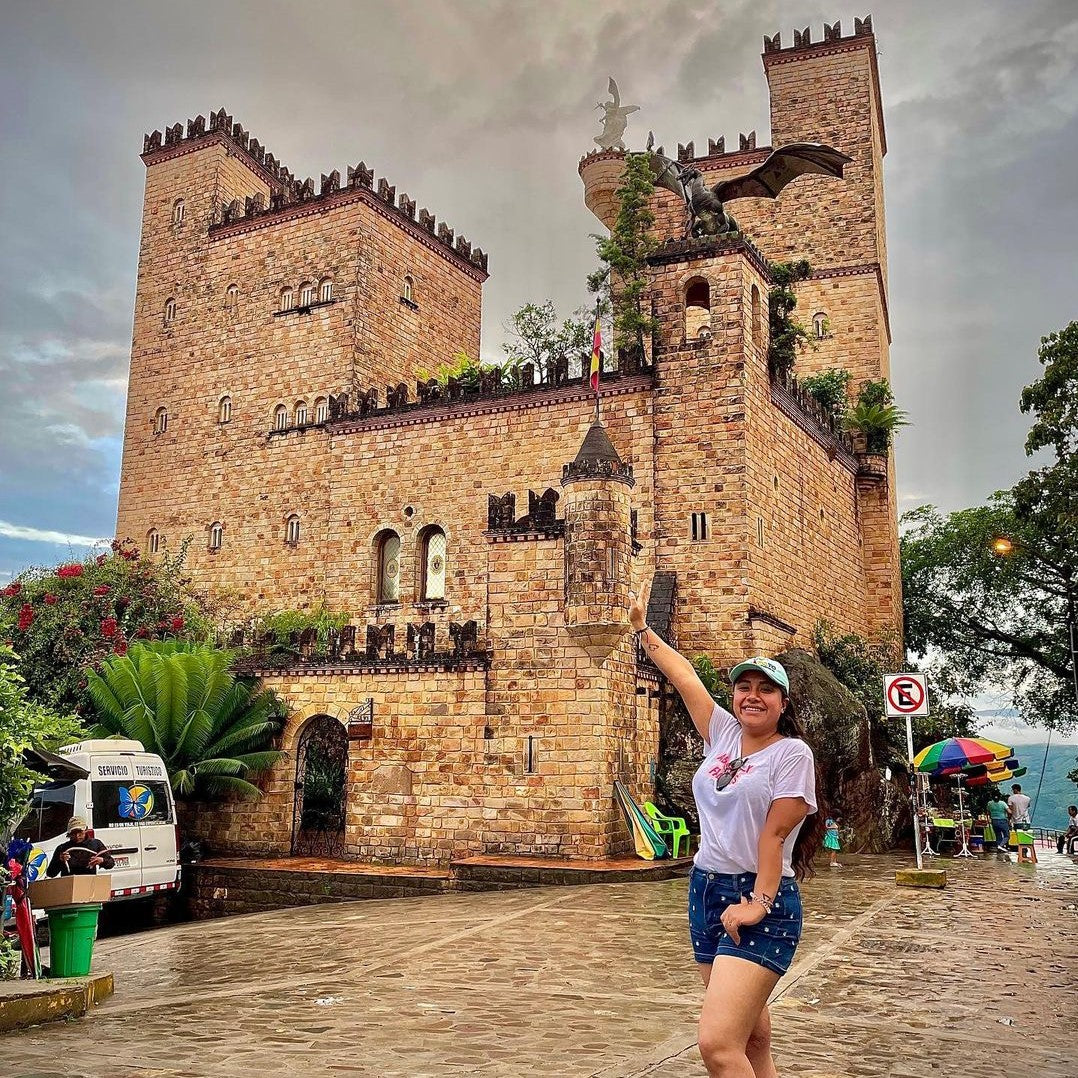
left=778, top=697, right=826, bottom=881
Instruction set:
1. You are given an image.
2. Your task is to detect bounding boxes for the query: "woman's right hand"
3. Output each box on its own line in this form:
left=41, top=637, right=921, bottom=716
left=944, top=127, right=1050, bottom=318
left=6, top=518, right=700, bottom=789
left=629, top=576, right=652, bottom=632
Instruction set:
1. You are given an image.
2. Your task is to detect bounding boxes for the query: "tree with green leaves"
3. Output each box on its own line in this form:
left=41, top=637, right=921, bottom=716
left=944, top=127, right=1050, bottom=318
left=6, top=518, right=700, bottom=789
left=589, top=152, right=657, bottom=361
left=0, top=645, right=85, bottom=829
left=801, top=368, right=852, bottom=421
left=502, top=301, right=593, bottom=382
left=85, top=641, right=286, bottom=799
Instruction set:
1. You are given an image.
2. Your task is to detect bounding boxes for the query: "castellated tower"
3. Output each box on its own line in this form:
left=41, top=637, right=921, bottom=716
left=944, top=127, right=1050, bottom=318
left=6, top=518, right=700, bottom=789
left=560, top=421, right=635, bottom=663
left=579, top=16, right=902, bottom=652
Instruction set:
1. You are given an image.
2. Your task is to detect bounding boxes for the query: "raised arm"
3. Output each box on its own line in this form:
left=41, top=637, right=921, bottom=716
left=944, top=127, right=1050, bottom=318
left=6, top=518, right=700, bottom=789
left=629, top=577, right=717, bottom=741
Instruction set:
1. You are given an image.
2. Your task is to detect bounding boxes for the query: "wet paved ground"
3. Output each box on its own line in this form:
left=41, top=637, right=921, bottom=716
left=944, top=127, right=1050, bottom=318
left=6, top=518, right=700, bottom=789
left=2, top=851, right=1075, bottom=1077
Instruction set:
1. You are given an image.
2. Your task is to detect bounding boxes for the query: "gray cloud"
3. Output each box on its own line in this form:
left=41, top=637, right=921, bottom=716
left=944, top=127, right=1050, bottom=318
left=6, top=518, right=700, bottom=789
left=1, top=0, right=1076, bottom=580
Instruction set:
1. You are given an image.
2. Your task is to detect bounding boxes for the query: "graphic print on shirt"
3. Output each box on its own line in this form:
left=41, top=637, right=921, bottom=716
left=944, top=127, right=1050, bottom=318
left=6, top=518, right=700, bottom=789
left=707, top=753, right=753, bottom=789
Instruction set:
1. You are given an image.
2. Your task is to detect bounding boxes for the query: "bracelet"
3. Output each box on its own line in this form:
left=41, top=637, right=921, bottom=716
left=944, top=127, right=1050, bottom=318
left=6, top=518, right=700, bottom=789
left=634, top=625, right=650, bottom=636
left=749, top=891, right=773, bottom=914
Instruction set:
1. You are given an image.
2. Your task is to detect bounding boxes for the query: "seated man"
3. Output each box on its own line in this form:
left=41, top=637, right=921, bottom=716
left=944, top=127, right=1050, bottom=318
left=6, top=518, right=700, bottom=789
left=46, top=817, right=115, bottom=877
left=1057, top=805, right=1078, bottom=855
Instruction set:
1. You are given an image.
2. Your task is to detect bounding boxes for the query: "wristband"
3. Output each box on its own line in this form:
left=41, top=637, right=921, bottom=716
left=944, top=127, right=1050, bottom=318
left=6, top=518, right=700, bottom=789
left=749, top=891, right=773, bottom=914
left=634, top=625, right=650, bottom=636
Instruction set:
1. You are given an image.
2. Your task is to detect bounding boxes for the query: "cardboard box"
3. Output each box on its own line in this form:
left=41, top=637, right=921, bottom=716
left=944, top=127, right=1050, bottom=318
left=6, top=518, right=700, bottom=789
left=29, top=873, right=112, bottom=909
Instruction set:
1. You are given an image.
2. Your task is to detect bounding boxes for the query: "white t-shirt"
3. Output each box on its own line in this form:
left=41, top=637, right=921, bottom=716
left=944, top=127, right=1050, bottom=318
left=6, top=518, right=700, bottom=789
left=1008, top=792, right=1031, bottom=824
left=692, top=704, right=818, bottom=877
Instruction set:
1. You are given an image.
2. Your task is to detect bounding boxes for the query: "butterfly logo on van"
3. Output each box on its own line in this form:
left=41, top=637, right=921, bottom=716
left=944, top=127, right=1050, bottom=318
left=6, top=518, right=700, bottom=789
left=118, top=784, right=154, bottom=821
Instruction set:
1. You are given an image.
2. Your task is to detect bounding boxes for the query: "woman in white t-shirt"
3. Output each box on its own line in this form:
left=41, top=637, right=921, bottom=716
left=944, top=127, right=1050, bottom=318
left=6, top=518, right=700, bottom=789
left=630, top=581, right=822, bottom=1078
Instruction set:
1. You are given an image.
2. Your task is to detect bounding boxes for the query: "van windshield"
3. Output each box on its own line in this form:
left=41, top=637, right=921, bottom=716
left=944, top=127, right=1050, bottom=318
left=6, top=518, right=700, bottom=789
left=13, top=781, right=77, bottom=843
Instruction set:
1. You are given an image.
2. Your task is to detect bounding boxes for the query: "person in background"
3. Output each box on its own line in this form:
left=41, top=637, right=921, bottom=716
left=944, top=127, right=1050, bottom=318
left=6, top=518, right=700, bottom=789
left=986, top=789, right=1012, bottom=855
left=1007, top=784, right=1032, bottom=829
left=46, top=817, right=115, bottom=877
left=823, top=817, right=842, bottom=868
left=1057, top=805, right=1078, bottom=855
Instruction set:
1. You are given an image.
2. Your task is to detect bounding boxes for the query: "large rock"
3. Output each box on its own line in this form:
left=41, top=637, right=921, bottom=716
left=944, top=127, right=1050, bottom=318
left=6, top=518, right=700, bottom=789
left=655, top=649, right=909, bottom=852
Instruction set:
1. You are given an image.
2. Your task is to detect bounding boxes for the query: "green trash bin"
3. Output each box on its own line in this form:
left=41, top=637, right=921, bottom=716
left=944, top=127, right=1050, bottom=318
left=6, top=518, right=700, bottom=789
left=47, top=903, right=102, bottom=978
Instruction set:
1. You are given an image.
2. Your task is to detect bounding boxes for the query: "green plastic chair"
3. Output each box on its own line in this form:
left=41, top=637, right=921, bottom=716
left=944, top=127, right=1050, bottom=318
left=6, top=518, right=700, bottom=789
left=644, top=802, right=691, bottom=859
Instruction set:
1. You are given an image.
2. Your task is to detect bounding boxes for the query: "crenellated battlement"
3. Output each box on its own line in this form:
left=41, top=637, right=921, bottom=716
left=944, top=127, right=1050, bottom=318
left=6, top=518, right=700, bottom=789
left=762, top=15, right=873, bottom=57
left=577, top=132, right=770, bottom=179
left=143, top=108, right=488, bottom=274
left=143, top=108, right=294, bottom=187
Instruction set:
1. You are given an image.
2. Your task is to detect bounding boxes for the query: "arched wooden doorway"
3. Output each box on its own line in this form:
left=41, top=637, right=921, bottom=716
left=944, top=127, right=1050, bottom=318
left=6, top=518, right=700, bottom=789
left=291, top=714, right=348, bottom=857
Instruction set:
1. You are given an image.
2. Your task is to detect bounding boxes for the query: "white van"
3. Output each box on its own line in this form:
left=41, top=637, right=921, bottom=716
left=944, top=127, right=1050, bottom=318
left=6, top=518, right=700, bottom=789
left=13, top=739, right=180, bottom=904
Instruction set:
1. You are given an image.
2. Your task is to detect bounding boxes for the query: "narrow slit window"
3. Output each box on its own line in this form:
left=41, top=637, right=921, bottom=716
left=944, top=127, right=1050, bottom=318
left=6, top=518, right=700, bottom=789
left=147, top=529, right=160, bottom=555
left=209, top=522, right=223, bottom=551
left=280, top=287, right=293, bottom=312
left=376, top=531, right=401, bottom=604
left=524, top=735, right=538, bottom=775
left=314, top=397, right=328, bottom=424
left=285, top=514, right=301, bottom=545
left=218, top=395, right=232, bottom=423
left=172, top=199, right=185, bottom=225
left=153, top=407, right=168, bottom=435
left=691, top=512, right=708, bottom=541
left=757, top=517, right=765, bottom=548
left=274, top=404, right=288, bottom=431
left=299, top=282, right=315, bottom=307
left=420, top=526, right=447, bottom=601
left=813, top=312, right=828, bottom=339
left=319, top=278, right=333, bottom=303
left=163, top=298, right=176, bottom=325
left=294, top=400, right=308, bottom=426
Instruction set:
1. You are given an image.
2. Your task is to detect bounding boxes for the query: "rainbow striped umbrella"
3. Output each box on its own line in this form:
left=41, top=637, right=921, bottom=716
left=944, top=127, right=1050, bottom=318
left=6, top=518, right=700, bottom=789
left=914, top=737, right=1011, bottom=774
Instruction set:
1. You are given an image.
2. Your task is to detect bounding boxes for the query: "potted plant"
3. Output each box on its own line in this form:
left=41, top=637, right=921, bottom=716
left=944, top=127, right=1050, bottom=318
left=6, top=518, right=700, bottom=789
left=843, top=379, right=908, bottom=470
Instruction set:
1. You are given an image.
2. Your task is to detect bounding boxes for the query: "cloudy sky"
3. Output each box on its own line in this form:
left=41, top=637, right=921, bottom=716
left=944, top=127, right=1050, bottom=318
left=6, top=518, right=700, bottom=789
left=1, top=4, right=1075, bottom=660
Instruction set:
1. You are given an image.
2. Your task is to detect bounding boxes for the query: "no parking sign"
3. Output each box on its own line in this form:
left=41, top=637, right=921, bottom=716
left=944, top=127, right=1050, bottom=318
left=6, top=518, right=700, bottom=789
left=884, top=673, right=929, bottom=718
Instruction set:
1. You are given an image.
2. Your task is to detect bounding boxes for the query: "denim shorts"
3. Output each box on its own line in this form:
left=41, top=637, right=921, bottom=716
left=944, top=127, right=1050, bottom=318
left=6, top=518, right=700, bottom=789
left=688, top=867, right=803, bottom=975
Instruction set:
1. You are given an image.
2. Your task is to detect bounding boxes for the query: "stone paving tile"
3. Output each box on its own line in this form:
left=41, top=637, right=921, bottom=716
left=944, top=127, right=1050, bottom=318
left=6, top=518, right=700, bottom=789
left=2, top=852, right=1076, bottom=1077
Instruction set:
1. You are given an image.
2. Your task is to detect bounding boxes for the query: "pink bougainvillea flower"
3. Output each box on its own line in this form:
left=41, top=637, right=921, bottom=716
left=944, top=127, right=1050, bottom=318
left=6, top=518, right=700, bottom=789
left=56, top=564, right=84, bottom=579
left=100, top=617, right=118, bottom=639
left=43, top=593, right=58, bottom=605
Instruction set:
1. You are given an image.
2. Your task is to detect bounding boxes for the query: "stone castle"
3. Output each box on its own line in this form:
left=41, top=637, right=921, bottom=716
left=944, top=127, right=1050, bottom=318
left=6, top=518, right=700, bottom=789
left=116, top=16, right=899, bottom=865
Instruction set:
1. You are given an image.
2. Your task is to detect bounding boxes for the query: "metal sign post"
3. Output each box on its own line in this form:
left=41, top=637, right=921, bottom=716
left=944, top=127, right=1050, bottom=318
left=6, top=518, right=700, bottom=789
left=884, top=673, right=930, bottom=871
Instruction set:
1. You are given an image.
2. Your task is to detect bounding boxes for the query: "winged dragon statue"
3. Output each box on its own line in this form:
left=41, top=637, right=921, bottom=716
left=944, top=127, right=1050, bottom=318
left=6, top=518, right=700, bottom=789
left=646, top=134, right=853, bottom=238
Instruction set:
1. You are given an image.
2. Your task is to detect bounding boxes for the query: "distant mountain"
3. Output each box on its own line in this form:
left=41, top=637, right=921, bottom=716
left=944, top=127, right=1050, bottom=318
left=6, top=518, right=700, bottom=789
left=1014, top=744, right=1078, bottom=830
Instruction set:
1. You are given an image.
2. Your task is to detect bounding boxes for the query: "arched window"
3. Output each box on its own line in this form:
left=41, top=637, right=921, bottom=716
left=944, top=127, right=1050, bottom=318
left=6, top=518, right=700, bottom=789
left=294, top=400, right=308, bottom=426
left=314, top=397, right=329, bottom=424
left=153, top=407, right=168, bottom=435
left=172, top=199, right=185, bottom=225
left=274, top=404, right=288, bottom=431
left=280, top=287, right=293, bottom=312
left=684, top=277, right=710, bottom=338
left=147, top=529, right=160, bottom=555
left=419, top=526, right=447, bottom=601
left=751, top=284, right=763, bottom=348
left=218, top=395, right=232, bottom=423
left=376, top=530, right=401, bottom=604
left=319, top=278, right=333, bottom=303
left=402, top=275, right=414, bottom=303
left=813, top=311, right=828, bottom=339
left=209, top=522, right=223, bottom=551
left=226, top=284, right=239, bottom=310
left=163, top=297, right=176, bottom=325
left=285, top=514, right=301, bottom=545
left=299, top=282, right=315, bottom=307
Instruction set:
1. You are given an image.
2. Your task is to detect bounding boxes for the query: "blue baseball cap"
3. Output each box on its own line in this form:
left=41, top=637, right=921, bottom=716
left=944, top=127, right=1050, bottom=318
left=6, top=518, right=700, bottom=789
left=729, top=656, right=790, bottom=694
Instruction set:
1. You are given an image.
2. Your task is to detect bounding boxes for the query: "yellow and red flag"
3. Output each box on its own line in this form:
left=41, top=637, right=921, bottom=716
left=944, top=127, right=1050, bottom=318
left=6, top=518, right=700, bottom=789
left=589, top=305, right=602, bottom=394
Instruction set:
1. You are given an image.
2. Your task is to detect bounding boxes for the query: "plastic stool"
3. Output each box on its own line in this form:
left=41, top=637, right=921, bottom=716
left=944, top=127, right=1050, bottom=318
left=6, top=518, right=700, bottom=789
left=1014, top=830, right=1037, bottom=864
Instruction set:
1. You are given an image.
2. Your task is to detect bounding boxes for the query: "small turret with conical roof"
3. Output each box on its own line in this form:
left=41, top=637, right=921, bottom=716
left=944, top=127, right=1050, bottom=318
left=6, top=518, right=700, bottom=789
left=561, top=419, right=635, bottom=663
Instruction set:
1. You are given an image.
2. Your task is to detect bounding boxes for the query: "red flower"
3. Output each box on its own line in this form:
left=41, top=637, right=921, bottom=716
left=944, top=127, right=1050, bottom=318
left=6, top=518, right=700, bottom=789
left=100, top=617, right=118, bottom=639
left=113, top=639, right=129, bottom=656
left=43, top=593, right=58, bottom=605
left=17, top=604, right=34, bottom=631
left=96, top=554, right=108, bottom=566
left=57, top=564, right=84, bottom=579
left=134, top=626, right=150, bottom=639
left=93, top=584, right=111, bottom=596
left=170, top=615, right=185, bottom=632
left=1, top=582, right=21, bottom=598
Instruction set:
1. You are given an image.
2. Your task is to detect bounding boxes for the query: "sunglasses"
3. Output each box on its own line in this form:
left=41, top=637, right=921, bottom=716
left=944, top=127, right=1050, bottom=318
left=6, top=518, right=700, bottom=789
left=715, top=756, right=748, bottom=793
